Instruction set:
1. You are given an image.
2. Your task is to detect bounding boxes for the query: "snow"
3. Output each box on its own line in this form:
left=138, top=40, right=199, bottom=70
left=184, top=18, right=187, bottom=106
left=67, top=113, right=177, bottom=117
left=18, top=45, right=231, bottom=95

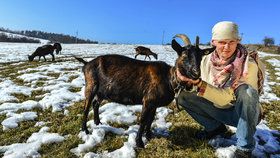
left=210, top=120, right=280, bottom=158
left=0, top=80, right=33, bottom=103
left=0, top=43, right=279, bottom=158
left=0, top=127, right=64, bottom=158
left=2, top=111, right=37, bottom=130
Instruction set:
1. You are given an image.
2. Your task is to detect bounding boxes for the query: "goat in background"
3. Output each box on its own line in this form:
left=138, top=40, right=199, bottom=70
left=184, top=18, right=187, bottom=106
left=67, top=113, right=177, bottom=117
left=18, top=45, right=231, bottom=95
left=28, top=43, right=62, bottom=62
left=134, top=46, right=158, bottom=60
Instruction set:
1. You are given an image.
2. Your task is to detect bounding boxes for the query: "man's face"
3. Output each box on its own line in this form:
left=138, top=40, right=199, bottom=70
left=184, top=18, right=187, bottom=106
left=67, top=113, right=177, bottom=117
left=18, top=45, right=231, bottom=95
left=211, top=39, right=239, bottom=60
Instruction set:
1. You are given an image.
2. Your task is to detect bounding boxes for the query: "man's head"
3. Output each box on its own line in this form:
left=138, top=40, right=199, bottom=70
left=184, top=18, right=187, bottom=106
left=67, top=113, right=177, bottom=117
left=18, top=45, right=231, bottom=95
left=211, top=21, right=240, bottom=60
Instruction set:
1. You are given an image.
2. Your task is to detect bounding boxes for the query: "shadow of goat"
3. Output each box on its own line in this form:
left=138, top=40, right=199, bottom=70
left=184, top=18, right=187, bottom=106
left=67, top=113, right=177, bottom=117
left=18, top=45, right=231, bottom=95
left=75, top=34, right=215, bottom=148
left=28, top=43, right=62, bottom=61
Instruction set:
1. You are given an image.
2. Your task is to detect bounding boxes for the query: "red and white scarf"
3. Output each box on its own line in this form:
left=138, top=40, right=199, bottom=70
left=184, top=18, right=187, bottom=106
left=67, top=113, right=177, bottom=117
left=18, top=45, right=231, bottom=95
left=210, top=44, right=264, bottom=94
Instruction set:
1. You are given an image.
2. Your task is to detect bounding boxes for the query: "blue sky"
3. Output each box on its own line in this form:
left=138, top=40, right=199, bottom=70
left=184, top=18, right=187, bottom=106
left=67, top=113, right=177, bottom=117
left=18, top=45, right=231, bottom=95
left=0, top=0, right=279, bottom=44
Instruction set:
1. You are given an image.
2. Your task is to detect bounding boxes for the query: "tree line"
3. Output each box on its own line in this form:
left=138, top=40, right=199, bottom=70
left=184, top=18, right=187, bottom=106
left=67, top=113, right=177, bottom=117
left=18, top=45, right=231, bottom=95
left=0, top=27, right=98, bottom=44
left=0, top=33, right=40, bottom=43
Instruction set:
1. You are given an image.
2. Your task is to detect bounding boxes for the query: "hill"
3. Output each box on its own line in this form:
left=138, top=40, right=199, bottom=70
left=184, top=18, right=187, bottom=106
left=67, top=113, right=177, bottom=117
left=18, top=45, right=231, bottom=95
left=0, top=31, right=46, bottom=43
left=246, top=44, right=280, bottom=54
left=0, top=27, right=98, bottom=44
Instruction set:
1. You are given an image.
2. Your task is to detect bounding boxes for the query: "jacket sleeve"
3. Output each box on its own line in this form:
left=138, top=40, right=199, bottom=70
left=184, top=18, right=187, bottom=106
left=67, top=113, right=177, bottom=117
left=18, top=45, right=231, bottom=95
left=197, top=81, right=235, bottom=108
left=197, top=61, right=259, bottom=109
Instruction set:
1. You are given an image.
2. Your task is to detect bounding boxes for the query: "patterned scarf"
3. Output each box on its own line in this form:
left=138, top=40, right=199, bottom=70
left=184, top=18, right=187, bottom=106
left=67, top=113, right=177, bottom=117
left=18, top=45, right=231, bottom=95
left=210, top=44, right=264, bottom=94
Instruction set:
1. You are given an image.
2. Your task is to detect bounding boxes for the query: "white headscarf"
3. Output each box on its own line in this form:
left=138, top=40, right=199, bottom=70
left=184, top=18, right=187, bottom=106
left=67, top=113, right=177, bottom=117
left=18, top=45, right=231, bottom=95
left=212, top=21, right=240, bottom=40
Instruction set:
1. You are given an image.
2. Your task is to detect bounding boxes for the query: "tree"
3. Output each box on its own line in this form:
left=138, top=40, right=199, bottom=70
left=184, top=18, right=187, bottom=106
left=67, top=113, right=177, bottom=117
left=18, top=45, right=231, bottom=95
left=263, top=36, right=275, bottom=46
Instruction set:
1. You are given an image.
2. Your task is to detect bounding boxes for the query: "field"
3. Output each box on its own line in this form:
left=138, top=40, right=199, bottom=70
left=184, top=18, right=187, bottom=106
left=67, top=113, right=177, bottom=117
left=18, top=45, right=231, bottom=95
left=0, top=43, right=279, bottom=158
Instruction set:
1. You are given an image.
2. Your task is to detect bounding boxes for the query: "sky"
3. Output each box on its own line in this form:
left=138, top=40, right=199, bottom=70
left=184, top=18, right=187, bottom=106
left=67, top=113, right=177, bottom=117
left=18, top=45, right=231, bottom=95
left=0, top=0, right=280, bottom=44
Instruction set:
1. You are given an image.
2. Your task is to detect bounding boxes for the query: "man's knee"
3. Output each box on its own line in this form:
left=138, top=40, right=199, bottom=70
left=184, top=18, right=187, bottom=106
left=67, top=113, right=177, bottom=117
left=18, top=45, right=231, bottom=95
left=177, top=91, right=195, bottom=108
left=235, top=84, right=259, bottom=109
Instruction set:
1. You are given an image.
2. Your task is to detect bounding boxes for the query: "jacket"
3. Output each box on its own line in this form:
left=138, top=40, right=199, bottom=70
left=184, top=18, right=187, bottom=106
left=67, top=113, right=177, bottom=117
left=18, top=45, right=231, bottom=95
left=197, top=51, right=265, bottom=109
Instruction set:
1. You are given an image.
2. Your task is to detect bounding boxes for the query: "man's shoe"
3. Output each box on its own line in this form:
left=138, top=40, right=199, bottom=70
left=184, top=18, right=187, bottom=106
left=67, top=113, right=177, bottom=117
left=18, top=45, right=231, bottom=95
left=195, top=124, right=229, bottom=140
left=234, top=149, right=252, bottom=158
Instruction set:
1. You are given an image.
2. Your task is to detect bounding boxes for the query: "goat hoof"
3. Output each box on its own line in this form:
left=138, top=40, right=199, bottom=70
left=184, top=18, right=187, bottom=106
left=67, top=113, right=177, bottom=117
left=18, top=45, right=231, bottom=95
left=94, top=121, right=101, bottom=125
left=82, top=128, right=90, bottom=134
left=136, top=140, right=145, bottom=148
left=146, top=132, right=154, bottom=141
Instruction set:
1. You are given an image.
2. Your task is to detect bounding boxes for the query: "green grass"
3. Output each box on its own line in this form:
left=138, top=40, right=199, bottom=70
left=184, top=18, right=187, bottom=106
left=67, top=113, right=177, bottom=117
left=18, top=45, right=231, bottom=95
left=262, top=56, right=280, bottom=96
left=68, top=75, right=79, bottom=82
left=46, top=72, right=60, bottom=78
left=0, top=56, right=279, bottom=158
left=260, top=57, right=280, bottom=130
left=261, top=101, right=280, bottom=130
left=68, top=86, right=82, bottom=93
left=34, top=80, right=46, bottom=87
left=0, top=119, right=39, bottom=146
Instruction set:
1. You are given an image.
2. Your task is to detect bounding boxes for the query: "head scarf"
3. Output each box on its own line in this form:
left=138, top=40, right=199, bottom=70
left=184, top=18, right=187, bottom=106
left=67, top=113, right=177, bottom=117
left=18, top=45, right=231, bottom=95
left=212, top=21, right=240, bottom=40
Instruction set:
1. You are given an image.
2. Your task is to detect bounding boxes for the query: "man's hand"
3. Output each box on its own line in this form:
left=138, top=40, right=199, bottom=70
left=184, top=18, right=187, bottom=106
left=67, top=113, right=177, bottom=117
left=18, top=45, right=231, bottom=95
left=176, top=69, right=201, bottom=86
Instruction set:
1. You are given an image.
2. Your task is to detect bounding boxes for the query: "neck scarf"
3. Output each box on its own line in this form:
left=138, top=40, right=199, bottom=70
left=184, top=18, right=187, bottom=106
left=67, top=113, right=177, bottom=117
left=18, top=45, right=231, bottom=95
left=210, top=44, right=264, bottom=94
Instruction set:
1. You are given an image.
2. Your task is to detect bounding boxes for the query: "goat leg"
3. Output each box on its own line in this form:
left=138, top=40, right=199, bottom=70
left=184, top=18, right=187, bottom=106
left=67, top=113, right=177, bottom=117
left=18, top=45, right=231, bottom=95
left=51, top=53, right=55, bottom=61
left=144, top=56, right=147, bottom=60
left=136, top=124, right=146, bottom=148
left=93, top=100, right=101, bottom=125
left=43, top=56, right=46, bottom=61
left=136, top=108, right=150, bottom=148
left=82, top=85, right=95, bottom=134
left=144, top=107, right=157, bottom=140
left=136, top=103, right=153, bottom=148
left=82, top=108, right=90, bottom=134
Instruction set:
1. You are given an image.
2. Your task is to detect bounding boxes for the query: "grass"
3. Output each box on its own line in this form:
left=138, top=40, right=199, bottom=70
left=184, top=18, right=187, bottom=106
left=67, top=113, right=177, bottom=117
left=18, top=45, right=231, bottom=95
left=0, top=118, right=39, bottom=146
left=46, top=72, right=60, bottom=78
left=261, top=101, right=280, bottom=130
left=91, top=132, right=127, bottom=153
left=0, top=56, right=279, bottom=158
left=68, top=75, right=79, bottom=82
left=68, top=86, right=82, bottom=93
left=260, top=57, right=280, bottom=130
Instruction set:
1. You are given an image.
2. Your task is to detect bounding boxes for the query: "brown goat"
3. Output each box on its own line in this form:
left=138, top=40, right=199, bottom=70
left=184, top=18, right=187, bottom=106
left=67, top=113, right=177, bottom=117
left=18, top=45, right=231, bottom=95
left=28, top=43, right=62, bottom=61
left=75, top=35, right=215, bottom=148
left=134, top=46, right=158, bottom=60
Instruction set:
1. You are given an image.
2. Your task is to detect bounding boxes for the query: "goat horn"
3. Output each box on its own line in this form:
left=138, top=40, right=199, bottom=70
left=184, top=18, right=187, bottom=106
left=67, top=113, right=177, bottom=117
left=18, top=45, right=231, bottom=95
left=195, top=36, right=200, bottom=48
left=173, top=34, right=191, bottom=46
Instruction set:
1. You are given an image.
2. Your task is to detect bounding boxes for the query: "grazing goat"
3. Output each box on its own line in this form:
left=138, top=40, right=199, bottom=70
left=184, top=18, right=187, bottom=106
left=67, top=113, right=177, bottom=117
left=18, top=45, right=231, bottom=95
left=28, top=43, right=62, bottom=61
left=134, top=46, right=158, bottom=60
left=75, top=34, right=215, bottom=148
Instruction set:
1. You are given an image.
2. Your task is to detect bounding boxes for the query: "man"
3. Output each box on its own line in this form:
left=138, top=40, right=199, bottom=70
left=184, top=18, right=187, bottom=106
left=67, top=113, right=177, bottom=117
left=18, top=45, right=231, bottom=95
left=176, top=21, right=265, bottom=158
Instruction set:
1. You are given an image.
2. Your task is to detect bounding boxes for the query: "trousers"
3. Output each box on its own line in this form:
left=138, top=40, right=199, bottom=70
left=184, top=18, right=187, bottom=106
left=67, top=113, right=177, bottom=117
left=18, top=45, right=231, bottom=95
left=177, top=84, right=260, bottom=150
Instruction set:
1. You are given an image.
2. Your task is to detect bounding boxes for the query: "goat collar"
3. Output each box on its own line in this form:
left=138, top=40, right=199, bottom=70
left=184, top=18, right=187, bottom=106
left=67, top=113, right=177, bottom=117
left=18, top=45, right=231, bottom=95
left=173, top=71, right=199, bottom=112
left=173, top=71, right=186, bottom=112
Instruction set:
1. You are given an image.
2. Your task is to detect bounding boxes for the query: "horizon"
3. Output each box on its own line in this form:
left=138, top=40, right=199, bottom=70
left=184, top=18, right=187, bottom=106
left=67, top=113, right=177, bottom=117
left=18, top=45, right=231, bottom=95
left=0, top=0, right=280, bottom=45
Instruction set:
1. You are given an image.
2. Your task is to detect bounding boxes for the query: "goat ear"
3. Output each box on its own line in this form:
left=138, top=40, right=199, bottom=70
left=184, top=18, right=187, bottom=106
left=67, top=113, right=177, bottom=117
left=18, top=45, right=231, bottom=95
left=171, top=39, right=183, bottom=56
left=195, top=36, right=200, bottom=49
left=202, top=46, right=216, bottom=55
